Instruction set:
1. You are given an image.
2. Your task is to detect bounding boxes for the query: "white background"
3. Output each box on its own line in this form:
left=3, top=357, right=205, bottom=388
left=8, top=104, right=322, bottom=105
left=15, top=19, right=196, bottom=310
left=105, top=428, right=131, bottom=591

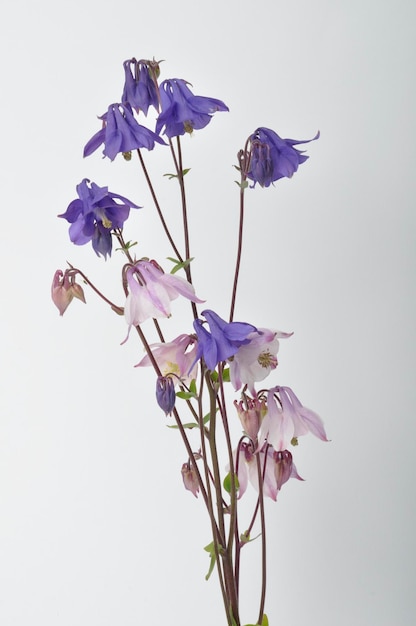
left=0, top=1, right=415, bottom=624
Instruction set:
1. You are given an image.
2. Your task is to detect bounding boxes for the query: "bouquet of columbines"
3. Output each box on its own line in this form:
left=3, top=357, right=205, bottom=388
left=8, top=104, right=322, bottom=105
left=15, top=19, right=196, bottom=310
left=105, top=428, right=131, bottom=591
left=52, top=57, right=327, bottom=626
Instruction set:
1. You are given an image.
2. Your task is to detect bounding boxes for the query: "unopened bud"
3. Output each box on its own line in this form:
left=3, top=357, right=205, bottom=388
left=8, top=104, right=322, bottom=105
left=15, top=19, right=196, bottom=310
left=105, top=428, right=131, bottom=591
left=181, top=462, right=199, bottom=498
left=156, top=376, right=176, bottom=415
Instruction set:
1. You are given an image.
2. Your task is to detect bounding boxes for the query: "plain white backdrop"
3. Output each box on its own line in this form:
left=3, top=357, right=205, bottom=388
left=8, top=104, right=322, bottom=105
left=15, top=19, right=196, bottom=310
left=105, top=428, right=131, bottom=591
left=1, top=1, right=415, bottom=624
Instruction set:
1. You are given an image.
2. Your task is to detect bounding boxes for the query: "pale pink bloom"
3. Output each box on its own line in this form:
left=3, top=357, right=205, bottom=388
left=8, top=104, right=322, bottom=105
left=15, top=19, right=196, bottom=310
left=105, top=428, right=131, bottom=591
left=234, top=396, right=267, bottom=442
left=260, top=386, right=329, bottom=451
left=234, top=442, right=303, bottom=501
left=229, top=328, right=292, bottom=395
left=123, top=260, right=204, bottom=339
left=135, top=334, right=198, bottom=385
left=51, top=269, right=86, bottom=316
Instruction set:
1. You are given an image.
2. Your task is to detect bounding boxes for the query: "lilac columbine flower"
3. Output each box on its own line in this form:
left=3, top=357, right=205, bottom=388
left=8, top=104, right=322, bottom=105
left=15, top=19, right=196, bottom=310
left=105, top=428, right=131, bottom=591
left=51, top=269, right=86, bottom=316
left=247, top=127, right=320, bottom=188
left=230, top=328, right=293, bottom=395
left=156, top=376, right=176, bottom=415
left=156, top=79, right=229, bottom=138
left=192, top=310, right=258, bottom=372
left=58, top=179, right=140, bottom=258
left=123, top=260, right=204, bottom=339
left=135, top=334, right=198, bottom=385
left=259, top=386, right=329, bottom=451
left=121, top=58, right=159, bottom=115
left=83, top=103, right=166, bottom=160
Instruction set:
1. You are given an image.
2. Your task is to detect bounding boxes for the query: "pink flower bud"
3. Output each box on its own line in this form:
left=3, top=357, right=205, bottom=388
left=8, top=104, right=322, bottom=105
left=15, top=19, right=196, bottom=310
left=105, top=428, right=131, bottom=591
left=51, top=270, right=86, bottom=316
left=181, top=462, right=199, bottom=498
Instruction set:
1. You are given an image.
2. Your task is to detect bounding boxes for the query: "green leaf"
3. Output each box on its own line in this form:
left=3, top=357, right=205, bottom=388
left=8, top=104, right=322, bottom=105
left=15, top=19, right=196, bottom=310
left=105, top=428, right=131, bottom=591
left=176, top=390, right=197, bottom=400
left=166, top=256, right=195, bottom=275
left=166, top=422, right=198, bottom=430
left=243, top=617, right=268, bottom=626
left=222, top=367, right=230, bottom=382
left=163, top=168, right=191, bottom=180
left=223, top=472, right=239, bottom=494
left=203, top=542, right=217, bottom=581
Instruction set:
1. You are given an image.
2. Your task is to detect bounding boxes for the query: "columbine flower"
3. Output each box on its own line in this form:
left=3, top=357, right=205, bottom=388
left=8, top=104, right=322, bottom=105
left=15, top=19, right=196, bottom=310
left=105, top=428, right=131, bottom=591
left=234, top=396, right=267, bottom=442
left=51, top=269, right=86, bottom=316
left=181, top=462, right=200, bottom=498
left=235, top=442, right=303, bottom=501
left=230, top=328, right=293, bottom=394
left=121, top=58, right=159, bottom=114
left=156, top=79, right=229, bottom=138
left=156, top=376, right=176, bottom=415
left=123, top=260, right=204, bottom=338
left=83, top=103, right=166, bottom=160
left=247, top=127, right=319, bottom=188
left=58, top=179, right=140, bottom=258
left=192, top=310, right=258, bottom=372
left=260, top=386, right=329, bottom=451
left=136, top=334, right=198, bottom=385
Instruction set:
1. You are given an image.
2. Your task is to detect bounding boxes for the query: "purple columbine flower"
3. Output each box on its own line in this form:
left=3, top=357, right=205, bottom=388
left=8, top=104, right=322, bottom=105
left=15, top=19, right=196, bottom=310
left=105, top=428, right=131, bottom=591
left=156, top=376, right=176, bottom=416
left=192, top=310, right=258, bottom=372
left=58, top=179, right=140, bottom=258
left=156, top=79, right=229, bottom=138
left=83, top=103, right=166, bottom=160
left=247, top=127, right=319, bottom=188
left=259, top=386, right=329, bottom=451
left=121, top=58, right=159, bottom=115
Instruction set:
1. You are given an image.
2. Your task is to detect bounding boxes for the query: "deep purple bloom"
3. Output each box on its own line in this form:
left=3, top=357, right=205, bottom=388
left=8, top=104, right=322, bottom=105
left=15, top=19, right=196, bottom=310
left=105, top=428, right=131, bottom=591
left=121, top=59, right=159, bottom=115
left=156, top=376, right=176, bottom=416
left=83, top=103, right=166, bottom=160
left=247, top=127, right=319, bottom=188
left=192, top=310, right=257, bottom=371
left=58, top=178, right=140, bottom=258
left=156, top=79, right=229, bottom=138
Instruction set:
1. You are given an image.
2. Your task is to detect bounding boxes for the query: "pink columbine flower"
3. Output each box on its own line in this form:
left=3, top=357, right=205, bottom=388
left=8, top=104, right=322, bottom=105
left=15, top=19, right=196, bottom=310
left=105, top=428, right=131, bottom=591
left=234, top=442, right=303, bottom=501
left=136, top=334, right=199, bottom=385
left=229, top=328, right=293, bottom=395
left=51, top=269, right=86, bottom=316
left=260, top=386, right=329, bottom=451
left=123, top=260, right=204, bottom=339
left=234, top=396, right=267, bottom=442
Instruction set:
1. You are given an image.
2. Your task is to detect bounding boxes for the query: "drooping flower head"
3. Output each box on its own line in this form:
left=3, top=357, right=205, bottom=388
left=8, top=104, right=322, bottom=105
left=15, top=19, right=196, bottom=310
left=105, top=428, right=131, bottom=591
left=230, top=328, right=293, bottom=394
left=136, top=334, right=198, bottom=385
left=51, top=269, right=86, bottom=316
left=123, top=260, right=204, bottom=339
left=260, top=385, right=329, bottom=451
left=156, top=79, right=229, bottom=138
left=247, top=127, right=319, bottom=188
left=121, top=58, right=160, bottom=115
left=83, top=103, right=166, bottom=160
left=181, top=462, right=200, bottom=498
left=234, top=396, right=267, bottom=442
left=234, top=442, right=303, bottom=501
left=192, top=309, right=258, bottom=372
left=58, top=179, right=140, bottom=258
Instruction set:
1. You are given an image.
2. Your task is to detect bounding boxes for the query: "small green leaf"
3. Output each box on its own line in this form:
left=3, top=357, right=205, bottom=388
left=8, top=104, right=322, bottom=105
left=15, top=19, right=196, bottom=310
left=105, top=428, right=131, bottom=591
left=163, top=168, right=191, bottom=180
left=223, top=472, right=239, bottom=494
left=166, top=421, right=198, bottom=430
left=203, top=542, right=217, bottom=581
left=222, top=367, right=230, bottom=382
left=176, top=390, right=197, bottom=400
left=166, top=256, right=195, bottom=275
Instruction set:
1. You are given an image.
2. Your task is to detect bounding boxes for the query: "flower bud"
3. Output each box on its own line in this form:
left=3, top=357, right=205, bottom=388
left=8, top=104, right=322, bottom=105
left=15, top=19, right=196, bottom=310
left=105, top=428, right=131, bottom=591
left=156, top=376, right=176, bottom=415
left=181, top=462, right=199, bottom=498
left=51, top=270, right=86, bottom=316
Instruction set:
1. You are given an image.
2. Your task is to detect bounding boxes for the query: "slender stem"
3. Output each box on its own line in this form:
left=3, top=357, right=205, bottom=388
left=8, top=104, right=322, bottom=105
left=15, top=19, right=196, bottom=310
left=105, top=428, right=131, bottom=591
left=136, top=149, right=183, bottom=262
left=69, top=267, right=123, bottom=314
left=169, top=137, right=198, bottom=320
left=229, top=179, right=246, bottom=322
left=256, top=451, right=268, bottom=626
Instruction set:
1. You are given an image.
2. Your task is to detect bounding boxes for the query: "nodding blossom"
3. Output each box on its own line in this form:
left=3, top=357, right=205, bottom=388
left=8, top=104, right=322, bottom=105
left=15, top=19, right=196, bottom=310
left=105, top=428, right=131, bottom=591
left=58, top=179, right=140, bottom=258
left=259, top=386, right=329, bottom=451
left=121, top=58, right=159, bottom=115
left=136, top=334, right=198, bottom=385
left=123, top=260, right=204, bottom=339
left=156, top=79, right=229, bottom=138
left=247, top=127, right=319, bottom=188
